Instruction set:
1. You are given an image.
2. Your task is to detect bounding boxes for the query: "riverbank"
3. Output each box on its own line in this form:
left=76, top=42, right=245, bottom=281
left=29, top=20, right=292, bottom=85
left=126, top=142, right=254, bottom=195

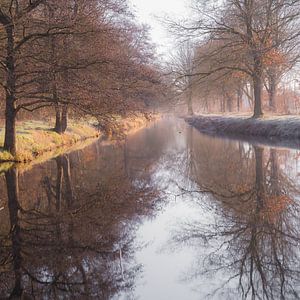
left=186, top=114, right=300, bottom=141
left=0, top=113, right=158, bottom=166
left=0, top=120, right=100, bottom=163
left=100, top=113, right=160, bottom=138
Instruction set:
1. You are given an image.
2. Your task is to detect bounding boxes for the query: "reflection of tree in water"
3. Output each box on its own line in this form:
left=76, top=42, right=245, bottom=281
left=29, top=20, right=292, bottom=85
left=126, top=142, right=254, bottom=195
left=173, top=134, right=300, bottom=299
left=0, top=149, right=157, bottom=299
left=43, top=155, right=74, bottom=211
left=123, top=118, right=178, bottom=181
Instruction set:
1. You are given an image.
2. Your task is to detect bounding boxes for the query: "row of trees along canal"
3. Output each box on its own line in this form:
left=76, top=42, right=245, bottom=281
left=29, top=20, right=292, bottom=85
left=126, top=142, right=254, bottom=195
left=0, top=0, right=169, bottom=157
left=169, top=0, right=300, bottom=117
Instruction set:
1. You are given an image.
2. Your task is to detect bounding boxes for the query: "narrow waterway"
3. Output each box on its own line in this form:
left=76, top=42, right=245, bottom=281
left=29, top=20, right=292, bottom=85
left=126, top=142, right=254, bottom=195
left=1, top=117, right=300, bottom=299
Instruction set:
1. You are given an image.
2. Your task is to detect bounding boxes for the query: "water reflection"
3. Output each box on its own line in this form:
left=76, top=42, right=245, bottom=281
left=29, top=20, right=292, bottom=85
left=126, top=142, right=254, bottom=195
left=171, top=127, right=300, bottom=299
left=0, top=130, right=161, bottom=298
left=2, top=118, right=300, bottom=299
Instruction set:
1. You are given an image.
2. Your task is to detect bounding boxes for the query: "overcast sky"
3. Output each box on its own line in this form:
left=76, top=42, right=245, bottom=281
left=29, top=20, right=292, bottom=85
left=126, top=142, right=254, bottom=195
left=129, top=0, right=190, bottom=58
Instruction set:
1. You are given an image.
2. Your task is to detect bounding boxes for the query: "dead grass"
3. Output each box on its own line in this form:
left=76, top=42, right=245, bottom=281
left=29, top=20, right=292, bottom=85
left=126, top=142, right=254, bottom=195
left=119, top=113, right=160, bottom=135
left=15, top=138, right=98, bottom=174
left=0, top=113, right=159, bottom=171
left=103, top=113, right=160, bottom=138
left=0, top=120, right=99, bottom=163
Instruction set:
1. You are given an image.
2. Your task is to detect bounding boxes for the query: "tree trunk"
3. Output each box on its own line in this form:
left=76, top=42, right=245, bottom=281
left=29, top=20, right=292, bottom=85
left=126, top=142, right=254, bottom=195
left=54, top=105, right=62, bottom=133
left=268, top=75, right=277, bottom=113
left=252, top=54, right=264, bottom=118
left=54, top=105, right=68, bottom=134
left=4, top=102, right=16, bottom=156
left=50, top=34, right=67, bottom=134
left=61, top=105, right=68, bottom=133
left=4, top=25, right=17, bottom=156
left=252, top=71, right=263, bottom=118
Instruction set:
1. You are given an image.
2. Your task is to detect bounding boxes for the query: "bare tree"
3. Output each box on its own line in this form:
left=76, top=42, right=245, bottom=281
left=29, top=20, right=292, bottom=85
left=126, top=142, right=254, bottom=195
left=169, top=0, right=300, bottom=117
left=170, top=41, right=195, bottom=115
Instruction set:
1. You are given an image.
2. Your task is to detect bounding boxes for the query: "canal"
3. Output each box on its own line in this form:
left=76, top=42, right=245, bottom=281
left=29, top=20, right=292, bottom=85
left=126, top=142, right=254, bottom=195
left=1, top=117, right=300, bottom=299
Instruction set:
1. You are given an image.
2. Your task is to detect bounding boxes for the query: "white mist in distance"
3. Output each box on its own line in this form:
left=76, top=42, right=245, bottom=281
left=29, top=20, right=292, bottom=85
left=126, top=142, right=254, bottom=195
left=129, top=0, right=191, bottom=58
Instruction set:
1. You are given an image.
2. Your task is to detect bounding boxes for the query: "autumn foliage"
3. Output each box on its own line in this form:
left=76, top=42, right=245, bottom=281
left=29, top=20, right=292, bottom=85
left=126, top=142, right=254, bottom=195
left=0, top=0, right=167, bottom=157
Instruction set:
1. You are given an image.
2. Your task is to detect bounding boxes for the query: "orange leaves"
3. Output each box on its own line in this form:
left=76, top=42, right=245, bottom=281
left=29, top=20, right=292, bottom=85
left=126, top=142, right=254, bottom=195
left=259, top=194, right=293, bottom=224
left=235, top=183, right=251, bottom=194
left=262, top=49, right=287, bottom=67
left=231, top=71, right=247, bottom=80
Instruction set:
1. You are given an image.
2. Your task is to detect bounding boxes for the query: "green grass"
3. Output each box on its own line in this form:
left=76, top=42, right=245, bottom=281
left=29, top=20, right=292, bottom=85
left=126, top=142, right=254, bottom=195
left=0, top=120, right=99, bottom=163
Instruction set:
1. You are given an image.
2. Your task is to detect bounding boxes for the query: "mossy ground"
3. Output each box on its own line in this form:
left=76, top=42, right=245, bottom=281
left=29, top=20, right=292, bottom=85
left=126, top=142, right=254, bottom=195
left=0, top=120, right=99, bottom=163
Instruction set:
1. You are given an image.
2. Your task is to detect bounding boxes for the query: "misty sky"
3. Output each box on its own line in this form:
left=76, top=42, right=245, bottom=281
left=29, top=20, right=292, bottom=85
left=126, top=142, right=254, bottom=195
left=129, top=0, right=190, bottom=57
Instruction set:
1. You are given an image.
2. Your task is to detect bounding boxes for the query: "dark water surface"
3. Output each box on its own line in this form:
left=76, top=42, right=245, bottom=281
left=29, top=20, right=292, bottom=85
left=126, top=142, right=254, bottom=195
left=1, top=117, right=300, bottom=299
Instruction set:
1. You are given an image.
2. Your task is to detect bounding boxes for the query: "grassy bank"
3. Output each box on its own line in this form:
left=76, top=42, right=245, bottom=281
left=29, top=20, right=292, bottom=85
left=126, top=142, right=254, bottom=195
left=186, top=114, right=300, bottom=141
left=0, top=138, right=100, bottom=174
left=0, top=120, right=99, bottom=163
left=101, top=113, right=160, bottom=138
left=0, top=113, right=159, bottom=165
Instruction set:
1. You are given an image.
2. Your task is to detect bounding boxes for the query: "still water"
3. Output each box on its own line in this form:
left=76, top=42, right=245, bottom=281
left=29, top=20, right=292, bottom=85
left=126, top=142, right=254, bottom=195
left=1, top=117, right=300, bottom=299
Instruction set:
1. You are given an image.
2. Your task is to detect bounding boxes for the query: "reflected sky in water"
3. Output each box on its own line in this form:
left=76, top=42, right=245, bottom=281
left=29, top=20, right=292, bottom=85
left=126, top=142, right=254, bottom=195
left=1, top=117, right=300, bottom=299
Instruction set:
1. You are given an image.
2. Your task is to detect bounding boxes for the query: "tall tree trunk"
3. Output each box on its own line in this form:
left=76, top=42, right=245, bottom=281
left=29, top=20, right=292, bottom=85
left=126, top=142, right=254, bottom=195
left=253, top=77, right=263, bottom=118
left=50, top=33, right=67, bottom=135
left=61, top=105, right=68, bottom=133
left=252, top=65, right=263, bottom=118
left=268, top=75, right=277, bottom=113
left=54, top=105, right=62, bottom=133
left=4, top=25, right=17, bottom=156
left=54, top=105, right=68, bottom=134
left=4, top=101, right=16, bottom=156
